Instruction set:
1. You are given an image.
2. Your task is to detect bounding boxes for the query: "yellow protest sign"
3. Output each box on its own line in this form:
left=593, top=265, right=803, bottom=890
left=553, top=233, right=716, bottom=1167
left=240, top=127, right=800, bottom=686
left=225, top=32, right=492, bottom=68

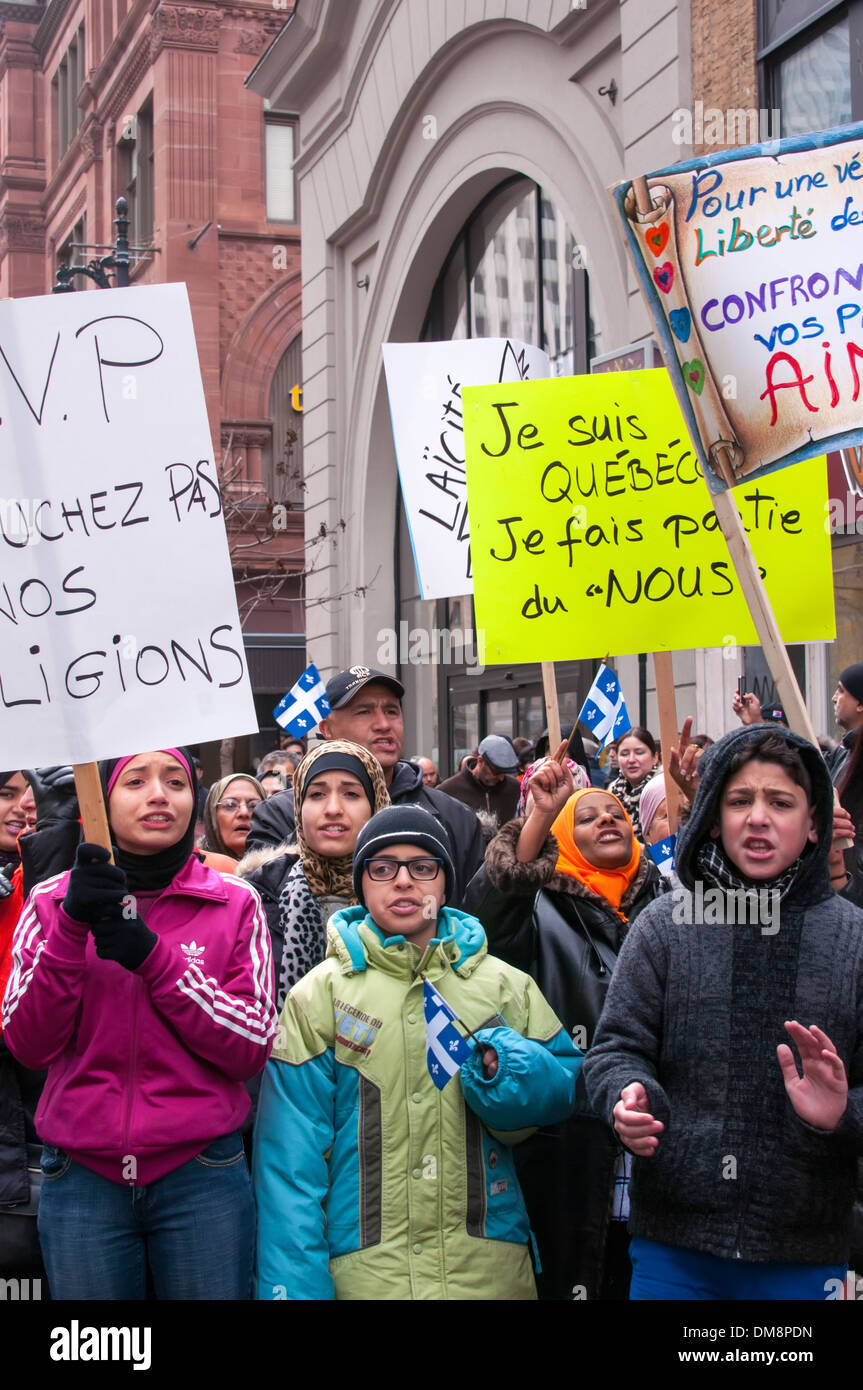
left=462, top=369, right=834, bottom=665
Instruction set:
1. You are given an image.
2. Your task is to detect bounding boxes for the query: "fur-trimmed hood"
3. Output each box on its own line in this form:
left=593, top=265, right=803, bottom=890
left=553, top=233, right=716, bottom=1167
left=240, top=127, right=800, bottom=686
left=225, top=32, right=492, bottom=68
left=235, top=838, right=297, bottom=880
left=675, top=724, right=834, bottom=904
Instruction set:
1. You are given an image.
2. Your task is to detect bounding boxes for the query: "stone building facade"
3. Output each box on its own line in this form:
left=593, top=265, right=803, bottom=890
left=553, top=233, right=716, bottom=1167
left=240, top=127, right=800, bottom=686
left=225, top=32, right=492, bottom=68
left=0, top=0, right=307, bottom=766
left=250, top=0, right=862, bottom=767
left=249, top=0, right=707, bottom=770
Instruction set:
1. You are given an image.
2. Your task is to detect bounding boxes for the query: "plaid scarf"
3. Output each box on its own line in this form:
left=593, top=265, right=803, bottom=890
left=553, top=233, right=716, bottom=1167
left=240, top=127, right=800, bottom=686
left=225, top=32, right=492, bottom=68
left=694, top=839, right=803, bottom=906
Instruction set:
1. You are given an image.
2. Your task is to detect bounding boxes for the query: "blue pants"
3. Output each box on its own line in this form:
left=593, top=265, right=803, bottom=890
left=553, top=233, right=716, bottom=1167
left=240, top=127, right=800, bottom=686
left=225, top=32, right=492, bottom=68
left=630, top=1238, right=846, bottom=1301
left=38, top=1132, right=254, bottom=1300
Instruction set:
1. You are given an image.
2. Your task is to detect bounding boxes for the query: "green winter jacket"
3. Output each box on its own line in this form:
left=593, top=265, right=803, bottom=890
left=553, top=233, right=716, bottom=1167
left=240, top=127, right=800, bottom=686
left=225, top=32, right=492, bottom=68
left=253, top=904, right=581, bottom=1300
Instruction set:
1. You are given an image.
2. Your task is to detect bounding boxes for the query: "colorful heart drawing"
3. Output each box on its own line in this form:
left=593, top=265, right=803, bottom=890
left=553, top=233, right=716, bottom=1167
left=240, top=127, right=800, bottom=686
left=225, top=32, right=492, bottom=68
left=653, top=262, right=674, bottom=294
left=669, top=307, right=691, bottom=343
left=646, top=224, right=669, bottom=256
left=682, top=358, right=705, bottom=395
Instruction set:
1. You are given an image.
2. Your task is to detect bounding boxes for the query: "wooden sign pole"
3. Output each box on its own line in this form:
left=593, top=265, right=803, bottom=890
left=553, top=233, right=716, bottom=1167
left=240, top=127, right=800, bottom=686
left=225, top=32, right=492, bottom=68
left=653, top=650, right=683, bottom=834
left=541, top=661, right=562, bottom=754
left=73, top=763, right=114, bottom=862
left=842, top=444, right=862, bottom=489
left=711, top=488, right=819, bottom=743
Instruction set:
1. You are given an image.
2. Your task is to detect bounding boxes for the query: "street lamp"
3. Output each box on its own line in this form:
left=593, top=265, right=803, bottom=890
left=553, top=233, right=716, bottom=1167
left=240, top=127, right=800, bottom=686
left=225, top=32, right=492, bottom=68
left=53, top=197, right=143, bottom=292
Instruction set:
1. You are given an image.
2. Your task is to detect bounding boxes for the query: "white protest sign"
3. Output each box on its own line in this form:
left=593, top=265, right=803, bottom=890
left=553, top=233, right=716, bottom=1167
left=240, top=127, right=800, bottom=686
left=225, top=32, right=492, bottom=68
left=0, top=282, right=257, bottom=766
left=383, top=338, right=549, bottom=598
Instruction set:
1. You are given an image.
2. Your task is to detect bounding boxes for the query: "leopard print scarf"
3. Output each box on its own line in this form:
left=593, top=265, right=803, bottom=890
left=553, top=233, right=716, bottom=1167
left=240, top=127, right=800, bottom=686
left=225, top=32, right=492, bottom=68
left=276, top=860, right=344, bottom=1009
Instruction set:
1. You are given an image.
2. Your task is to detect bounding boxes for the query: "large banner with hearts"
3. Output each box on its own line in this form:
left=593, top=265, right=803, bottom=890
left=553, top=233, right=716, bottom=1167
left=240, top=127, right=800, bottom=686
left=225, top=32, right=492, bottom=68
left=613, top=121, right=863, bottom=493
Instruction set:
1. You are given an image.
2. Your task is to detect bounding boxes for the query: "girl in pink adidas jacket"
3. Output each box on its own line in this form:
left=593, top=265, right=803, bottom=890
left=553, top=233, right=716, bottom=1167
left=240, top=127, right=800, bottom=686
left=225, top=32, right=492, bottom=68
left=2, top=748, right=276, bottom=1300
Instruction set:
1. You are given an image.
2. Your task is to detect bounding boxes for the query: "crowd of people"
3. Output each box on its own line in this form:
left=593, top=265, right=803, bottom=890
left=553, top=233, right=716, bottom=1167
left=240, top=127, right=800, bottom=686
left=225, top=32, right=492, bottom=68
left=0, top=661, right=861, bottom=1301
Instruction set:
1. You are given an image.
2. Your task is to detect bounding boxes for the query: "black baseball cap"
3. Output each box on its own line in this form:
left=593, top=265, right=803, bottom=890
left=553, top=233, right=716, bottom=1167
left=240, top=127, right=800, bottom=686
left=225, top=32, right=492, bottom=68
left=760, top=704, right=787, bottom=725
left=326, top=666, right=405, bottom=710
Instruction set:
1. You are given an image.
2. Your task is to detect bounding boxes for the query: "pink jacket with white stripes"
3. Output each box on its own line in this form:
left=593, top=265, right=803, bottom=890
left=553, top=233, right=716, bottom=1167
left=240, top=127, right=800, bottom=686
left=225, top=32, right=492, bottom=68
left=1, top=855, right=277, bottom=1185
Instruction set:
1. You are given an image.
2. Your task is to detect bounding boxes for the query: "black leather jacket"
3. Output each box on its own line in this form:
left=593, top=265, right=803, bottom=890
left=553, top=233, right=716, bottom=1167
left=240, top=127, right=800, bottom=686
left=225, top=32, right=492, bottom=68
left=464, top=819, right=660, bottom=1299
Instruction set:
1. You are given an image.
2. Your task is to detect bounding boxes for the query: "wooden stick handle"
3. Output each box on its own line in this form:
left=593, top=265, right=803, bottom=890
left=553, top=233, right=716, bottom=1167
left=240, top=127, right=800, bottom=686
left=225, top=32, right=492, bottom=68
left=541, top=662, right=562, bottom=756
left=653, top=650, right=683, bottom=834
left=72, top=763, right=113, bottom=862
left=711, top=488, right=818, bottom=744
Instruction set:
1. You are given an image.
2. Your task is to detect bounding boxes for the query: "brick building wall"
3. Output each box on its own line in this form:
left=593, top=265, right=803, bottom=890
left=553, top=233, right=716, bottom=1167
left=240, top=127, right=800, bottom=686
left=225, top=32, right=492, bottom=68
left=0, top=0, right=307, bottom=759
left=690, top=0, right=759, bottom=153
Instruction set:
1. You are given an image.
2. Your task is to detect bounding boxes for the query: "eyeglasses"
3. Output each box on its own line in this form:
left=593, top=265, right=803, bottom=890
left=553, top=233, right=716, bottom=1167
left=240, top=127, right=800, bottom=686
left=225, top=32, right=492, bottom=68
left=364, top=857, right=442, bottom=882
left=216, top=798, right=263, bottom=814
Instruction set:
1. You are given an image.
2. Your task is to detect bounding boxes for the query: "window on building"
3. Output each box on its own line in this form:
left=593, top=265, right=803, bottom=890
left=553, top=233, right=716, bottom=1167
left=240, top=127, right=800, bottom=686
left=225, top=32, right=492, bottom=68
left=265, top=115, right=298, bottom=222
left=759, top=0, right=862, bottom=137
left=422, top=176, right=597, bottom=370
left=410, top=177, right=599, bottom=769
left=267, top=334, right=305, bottom=505
left=53, top=23, right=86, bottom=163
left=119, top=96, right=154, bottom=246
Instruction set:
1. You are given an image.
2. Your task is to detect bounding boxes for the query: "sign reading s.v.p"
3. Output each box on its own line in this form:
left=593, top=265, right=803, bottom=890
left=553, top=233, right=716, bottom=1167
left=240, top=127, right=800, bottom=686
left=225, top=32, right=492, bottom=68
left=614, top=121, right=863, bottom=492
left=0, top=282, right=257, bottom=766
left=462, top=370, right=834, bottom=665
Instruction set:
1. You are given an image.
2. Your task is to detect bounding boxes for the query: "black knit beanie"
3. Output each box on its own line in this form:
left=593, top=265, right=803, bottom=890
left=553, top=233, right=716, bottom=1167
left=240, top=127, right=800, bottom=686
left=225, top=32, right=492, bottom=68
left=839, top=663, right=863, bottom=705
left=353, top=805, right=456, bottom=905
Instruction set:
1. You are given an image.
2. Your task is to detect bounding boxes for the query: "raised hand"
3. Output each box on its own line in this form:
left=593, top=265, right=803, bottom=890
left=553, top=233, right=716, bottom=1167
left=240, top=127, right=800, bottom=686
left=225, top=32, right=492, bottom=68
left=668, top=715, right=700, bottom=802
left=613, top=1081, right=664, bottom=1156
left=731, top=691, right=762, bottom=725
left=528, top=746, right=575, bottom=818
left=777, top=1021, right=848, bottom=1132
left=828, top=806, right=854, bottom=886
left=515, top=749, right=576, bottom=863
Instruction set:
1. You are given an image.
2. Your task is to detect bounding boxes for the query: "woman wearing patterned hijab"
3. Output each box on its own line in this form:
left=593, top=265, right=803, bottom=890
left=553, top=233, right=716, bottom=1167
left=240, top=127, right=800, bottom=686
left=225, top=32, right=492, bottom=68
left=240, top=741, right=389, bottom=1012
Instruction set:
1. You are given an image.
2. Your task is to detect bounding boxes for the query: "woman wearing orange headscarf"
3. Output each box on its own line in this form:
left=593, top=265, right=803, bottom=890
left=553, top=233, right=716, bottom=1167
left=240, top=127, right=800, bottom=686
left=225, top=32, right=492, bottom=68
left=464, top=753, right=662, bottom=1302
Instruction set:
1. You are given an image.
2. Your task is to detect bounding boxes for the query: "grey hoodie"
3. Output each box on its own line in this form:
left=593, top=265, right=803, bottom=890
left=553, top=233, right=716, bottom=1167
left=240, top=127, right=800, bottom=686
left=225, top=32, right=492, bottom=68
left=583, top=724, right=863, bottom=1265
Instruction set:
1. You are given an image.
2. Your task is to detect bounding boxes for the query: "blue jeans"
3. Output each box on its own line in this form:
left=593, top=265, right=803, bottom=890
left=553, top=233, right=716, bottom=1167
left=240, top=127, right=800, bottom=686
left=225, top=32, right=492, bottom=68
left=38, top=1132, right=254, bottom=1300
left=629, top=1238, right=846, bottom=1301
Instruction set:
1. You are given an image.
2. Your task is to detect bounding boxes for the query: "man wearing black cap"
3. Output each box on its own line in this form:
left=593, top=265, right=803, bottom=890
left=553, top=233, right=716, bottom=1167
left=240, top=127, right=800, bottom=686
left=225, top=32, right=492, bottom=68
left=438, top=734, right=520, bottom=837
left=828, top=664, right=863, bottom=786
left=245, top=666, right=484, bottom=903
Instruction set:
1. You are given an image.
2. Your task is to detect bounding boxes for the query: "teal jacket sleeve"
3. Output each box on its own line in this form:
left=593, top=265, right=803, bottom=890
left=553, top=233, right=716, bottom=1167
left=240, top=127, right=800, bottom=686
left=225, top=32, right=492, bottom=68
left=253, top=1045, right=336, bottom=1301
left=460, top=1024, right=581, bottom=1131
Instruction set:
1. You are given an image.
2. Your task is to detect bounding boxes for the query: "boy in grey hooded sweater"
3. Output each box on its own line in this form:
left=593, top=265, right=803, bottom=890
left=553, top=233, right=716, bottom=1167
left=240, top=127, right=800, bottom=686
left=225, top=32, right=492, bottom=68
left=583, top=724, right=863, bottom=1300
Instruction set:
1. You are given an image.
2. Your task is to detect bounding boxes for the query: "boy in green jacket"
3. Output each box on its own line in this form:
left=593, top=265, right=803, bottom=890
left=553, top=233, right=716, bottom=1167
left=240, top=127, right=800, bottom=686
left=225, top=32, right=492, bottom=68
left=253, top=805, right=581, bottom=1300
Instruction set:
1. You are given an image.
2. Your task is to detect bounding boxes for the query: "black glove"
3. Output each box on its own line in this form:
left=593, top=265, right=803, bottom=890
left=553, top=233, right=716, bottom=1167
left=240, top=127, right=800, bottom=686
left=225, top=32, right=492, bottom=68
left=62, top=843, right=127, bottom=925
left=0, top=868, right=12, bottom=901
left=22, top=766, right=78, bottom=829
left=90, top=912, right=157, bottom=972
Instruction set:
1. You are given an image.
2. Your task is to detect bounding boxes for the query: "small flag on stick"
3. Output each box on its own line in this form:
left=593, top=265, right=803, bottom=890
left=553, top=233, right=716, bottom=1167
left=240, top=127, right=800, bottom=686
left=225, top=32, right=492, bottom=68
left=578, top=664, right=631, bottom=749
left=273, top=663, right=330, bottom=738
left=422, top=977, right=473, bottom=1090
left=648, top=834, right=677, bottom=879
